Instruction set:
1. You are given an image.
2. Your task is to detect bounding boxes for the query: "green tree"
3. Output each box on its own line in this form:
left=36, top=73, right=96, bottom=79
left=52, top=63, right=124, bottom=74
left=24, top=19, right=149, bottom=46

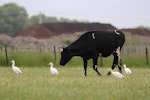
left=137, top=25, right=150, bottom=31
left=29, top=13, right=59, bottom=24
left=59, top=17, right=70, bottom=22
left=0, top=3, right=29, bottom=36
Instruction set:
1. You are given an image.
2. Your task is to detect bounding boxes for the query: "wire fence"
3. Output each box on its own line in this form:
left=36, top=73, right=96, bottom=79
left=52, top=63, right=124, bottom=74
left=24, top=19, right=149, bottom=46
left=122, top=45, right=150, bottom=55
left=0, top=45, right=149, bottom=66
left=122, top=45, right=149, bottom=65
left=1, top=45, right=149, bottom=54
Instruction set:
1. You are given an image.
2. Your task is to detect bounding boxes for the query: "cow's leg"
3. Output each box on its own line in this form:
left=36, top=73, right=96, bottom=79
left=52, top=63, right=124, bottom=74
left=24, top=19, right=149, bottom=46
left=107, top=47, right=123, bottom=75
left=118, top=58, right=122, bottom=73
left=93, top=57, right=101, bottom=76
left=116, top=47, right=122, bottom=74
left=83, top=59, right=88, bottom=77
left=107, top=51, right=118, bottom=75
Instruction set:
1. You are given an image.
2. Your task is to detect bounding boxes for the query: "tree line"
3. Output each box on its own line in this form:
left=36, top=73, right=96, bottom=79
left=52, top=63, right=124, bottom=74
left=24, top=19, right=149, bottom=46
left=0, top=3, right=89, bottom=37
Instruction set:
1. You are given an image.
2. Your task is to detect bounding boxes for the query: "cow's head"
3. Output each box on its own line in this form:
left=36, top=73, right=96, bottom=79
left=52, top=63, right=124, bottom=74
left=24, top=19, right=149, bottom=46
left=60, top=47, right=72, bottom=66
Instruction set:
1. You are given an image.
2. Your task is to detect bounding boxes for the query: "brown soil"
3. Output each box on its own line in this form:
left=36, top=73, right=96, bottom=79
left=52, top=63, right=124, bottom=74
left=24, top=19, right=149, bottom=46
left=19, top=22, right=117, bottom=39
left=121, top=28, right=150, bottom=36
left=1, top=22, right=150, bottom=50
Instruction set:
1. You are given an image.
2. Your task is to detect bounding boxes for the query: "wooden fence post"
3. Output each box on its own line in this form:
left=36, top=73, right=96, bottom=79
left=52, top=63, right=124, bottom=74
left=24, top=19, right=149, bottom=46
left=145, top=47, right=148, bottom=65
left=4, top=45, right=9, bottom=66
left=54, top=45, right=56, bottom=63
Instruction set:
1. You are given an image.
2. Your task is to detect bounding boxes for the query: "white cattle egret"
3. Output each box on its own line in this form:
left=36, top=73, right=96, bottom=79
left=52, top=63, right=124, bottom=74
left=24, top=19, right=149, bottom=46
left=11, top=60, right=22, bottom=74
left=123, top=64, right=132, bottom=74
left=48, top=62, right=59, bottom=75
left=108, top=68, right=124, bottom=78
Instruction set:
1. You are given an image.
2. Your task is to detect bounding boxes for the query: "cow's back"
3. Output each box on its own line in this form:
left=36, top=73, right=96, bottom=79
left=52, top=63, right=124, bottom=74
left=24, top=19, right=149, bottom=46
left=68, top=32, right=96, bottom=51
left=93, top=31, right=125, bottom=57
left=68, top=30, right=125, bottom=57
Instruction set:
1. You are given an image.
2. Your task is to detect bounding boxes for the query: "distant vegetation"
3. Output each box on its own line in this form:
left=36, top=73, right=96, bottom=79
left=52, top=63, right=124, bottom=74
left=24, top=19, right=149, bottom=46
left=0, top=3, right=150, bottom=37
left=0, top=3, right=28, bottom=36
left=137, top=25, right=150, bottom=31
left=1, top=3, right=150, bottom=37
left=0, top=3, right=89, bottom=36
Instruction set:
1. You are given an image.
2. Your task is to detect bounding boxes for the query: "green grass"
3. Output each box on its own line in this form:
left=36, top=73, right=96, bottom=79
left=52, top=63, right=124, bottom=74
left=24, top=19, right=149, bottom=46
left=0, top=49, right=149, bottom=68
left=0, top=49, right=149, bottom=99
left=0, top=50, right=54, bottom=67
left=0, top=67, right=150, bottom=100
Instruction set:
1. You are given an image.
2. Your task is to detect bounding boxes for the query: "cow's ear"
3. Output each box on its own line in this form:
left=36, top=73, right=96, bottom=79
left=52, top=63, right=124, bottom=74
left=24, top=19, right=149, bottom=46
left=60, top=48, right=63, bottom=52
left=63, top=47, right=69, bottom=52
left=60, top=46, right=67, bottom=52
left=63, top=47, right=67, bottom=51
left=60, top=46, right=65, bottom=52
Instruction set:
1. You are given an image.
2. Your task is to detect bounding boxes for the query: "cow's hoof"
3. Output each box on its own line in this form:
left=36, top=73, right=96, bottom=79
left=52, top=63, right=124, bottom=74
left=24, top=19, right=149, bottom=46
left=84, top=73, right=87, bottom=77
left=107, top=72, right=111, bottom=75
left=98, top=73, right=102, bottom=76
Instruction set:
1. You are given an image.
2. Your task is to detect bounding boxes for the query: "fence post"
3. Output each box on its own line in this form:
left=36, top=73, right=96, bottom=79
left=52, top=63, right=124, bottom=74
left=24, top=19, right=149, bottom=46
left=54, top=45, right=56, bottom=63
left=145, top=47, right=148, bottom=65
left=4, top=45, right=9, bottom=66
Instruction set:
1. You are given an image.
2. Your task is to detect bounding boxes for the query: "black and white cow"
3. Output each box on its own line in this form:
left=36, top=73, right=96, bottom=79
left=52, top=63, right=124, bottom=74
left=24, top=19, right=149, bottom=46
left=60, top=30, right=125, bottom=76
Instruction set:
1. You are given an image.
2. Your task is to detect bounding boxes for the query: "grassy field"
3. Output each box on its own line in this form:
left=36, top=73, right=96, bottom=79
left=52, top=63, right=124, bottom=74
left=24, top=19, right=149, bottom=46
left=0, top=49, right=150, bottom=100
left=0, top=66, right=150, bottom=100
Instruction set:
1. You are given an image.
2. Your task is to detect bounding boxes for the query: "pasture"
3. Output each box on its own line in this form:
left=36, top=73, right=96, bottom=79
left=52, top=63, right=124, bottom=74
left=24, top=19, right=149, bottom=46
left=0, top=49, right=150, bottom=100
left=0, top=67, right=150, bottom=100
left=0, top=49, right=149, bottom=67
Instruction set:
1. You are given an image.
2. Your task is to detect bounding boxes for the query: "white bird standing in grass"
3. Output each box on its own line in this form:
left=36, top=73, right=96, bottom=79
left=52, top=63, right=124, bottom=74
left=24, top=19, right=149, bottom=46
left=11, top=60, right=22, bottom=74
left=108, top=68, right=124, bottom=78
left=48, top=62, right=59, bottom=75
left=123, top=64, right=132, bottom=74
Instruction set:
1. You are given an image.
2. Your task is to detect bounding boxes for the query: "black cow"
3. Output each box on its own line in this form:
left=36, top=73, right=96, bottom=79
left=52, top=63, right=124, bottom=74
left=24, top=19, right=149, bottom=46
left=60, top=30, right=125, bottom=76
